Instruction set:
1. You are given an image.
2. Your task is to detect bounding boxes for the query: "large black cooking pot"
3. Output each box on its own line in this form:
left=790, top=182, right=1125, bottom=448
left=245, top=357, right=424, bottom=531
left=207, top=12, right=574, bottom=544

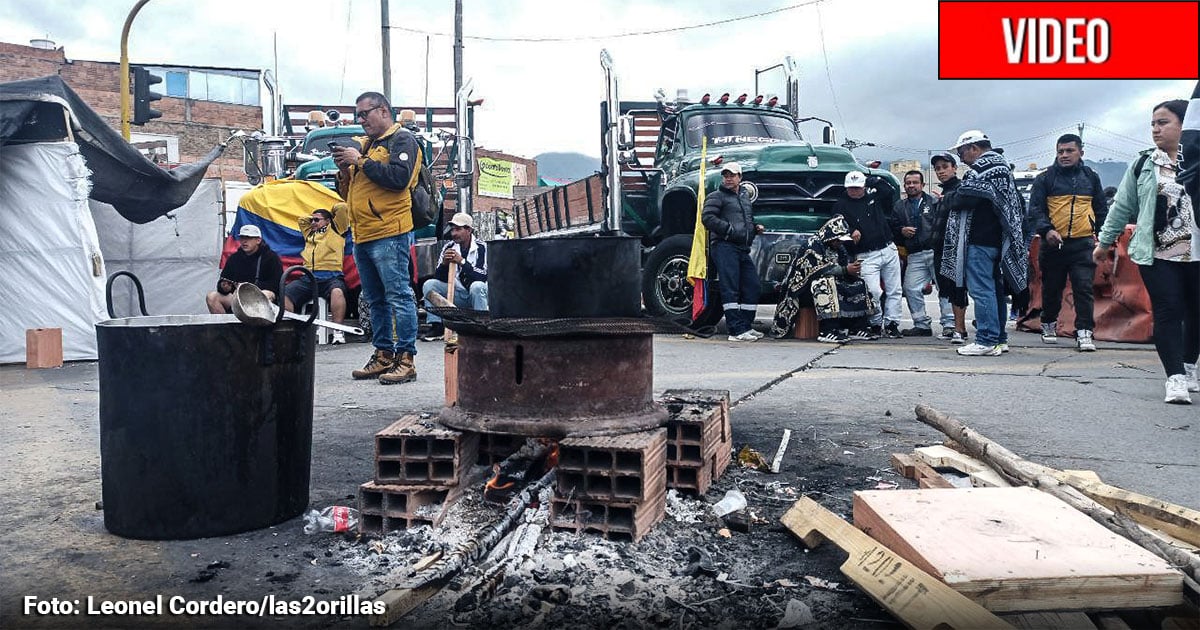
left=487, top=235, right=641, bottom=318
left=96, top=270, right=317, bottom=540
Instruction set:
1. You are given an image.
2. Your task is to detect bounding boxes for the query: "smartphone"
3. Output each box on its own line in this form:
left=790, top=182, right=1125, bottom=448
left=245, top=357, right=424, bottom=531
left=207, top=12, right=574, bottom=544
left=327, top=139, right=357, bottom=151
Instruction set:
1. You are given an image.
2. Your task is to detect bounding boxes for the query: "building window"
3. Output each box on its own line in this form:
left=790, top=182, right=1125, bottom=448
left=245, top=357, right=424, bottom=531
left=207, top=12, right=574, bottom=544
left=165, top=71, right=187, bottom=98
left=188, top=71, right=207, bottom=101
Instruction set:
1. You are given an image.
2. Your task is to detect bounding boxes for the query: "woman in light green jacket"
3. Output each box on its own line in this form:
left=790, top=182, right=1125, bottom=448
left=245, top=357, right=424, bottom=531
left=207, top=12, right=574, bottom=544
left=1093, top=99, right=1196, bottom=404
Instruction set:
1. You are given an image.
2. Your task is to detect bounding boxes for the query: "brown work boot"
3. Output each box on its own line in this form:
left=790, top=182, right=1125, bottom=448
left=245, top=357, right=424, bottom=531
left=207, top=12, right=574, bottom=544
left=352, top=349, right=395, bottom=380
left=378, top=352, right=416, bottom=385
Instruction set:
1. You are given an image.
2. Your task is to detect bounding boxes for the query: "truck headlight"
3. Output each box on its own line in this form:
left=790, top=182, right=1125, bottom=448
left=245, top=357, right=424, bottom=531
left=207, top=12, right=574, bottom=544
left=739, top=180, right=759, bottom=203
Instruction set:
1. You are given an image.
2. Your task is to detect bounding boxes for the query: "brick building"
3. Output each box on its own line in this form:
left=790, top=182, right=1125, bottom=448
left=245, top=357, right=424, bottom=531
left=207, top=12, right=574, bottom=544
left=0, top=40, right=262, bottom=182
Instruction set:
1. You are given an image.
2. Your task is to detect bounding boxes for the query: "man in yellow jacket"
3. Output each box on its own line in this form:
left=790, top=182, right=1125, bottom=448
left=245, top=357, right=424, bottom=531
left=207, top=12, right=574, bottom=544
left=284, top=204, right=350, bottom=344
left=332, top=91, right=423, bottom=385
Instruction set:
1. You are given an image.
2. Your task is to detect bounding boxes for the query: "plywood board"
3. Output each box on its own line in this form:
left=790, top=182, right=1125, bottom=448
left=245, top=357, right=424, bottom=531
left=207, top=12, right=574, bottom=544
left=852, top=487, right=1183, bottom=612
left=914, top=445, right=1011, bottom=488
left=781, top=497, right=1012, bottom=630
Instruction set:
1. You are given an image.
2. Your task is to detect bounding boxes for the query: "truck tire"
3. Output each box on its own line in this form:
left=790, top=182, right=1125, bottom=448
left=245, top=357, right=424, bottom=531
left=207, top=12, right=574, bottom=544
left=642, top=234, right=724, bottom=328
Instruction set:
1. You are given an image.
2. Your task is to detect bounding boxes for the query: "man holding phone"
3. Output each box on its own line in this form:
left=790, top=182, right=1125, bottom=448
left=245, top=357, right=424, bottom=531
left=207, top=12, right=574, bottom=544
left=333, top=91, right=424, bottom=385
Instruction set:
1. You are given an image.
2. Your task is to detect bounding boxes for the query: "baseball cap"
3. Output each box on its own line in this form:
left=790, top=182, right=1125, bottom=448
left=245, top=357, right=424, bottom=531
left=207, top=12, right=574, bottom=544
left=446, top=212, right=474, bottom=230
left=720, top=162, right=743, bottom=175
left=930, top=152, right=957, bottom=167
left=950, top=130, right=988, bottom=151
left=844, top=171, right=867, bottom=188
left=238, top=225, right=262, bottom=238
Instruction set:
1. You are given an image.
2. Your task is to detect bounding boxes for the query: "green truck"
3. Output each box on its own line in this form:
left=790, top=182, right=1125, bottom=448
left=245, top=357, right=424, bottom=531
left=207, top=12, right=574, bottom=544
left=512, top=52, right=899, bottom=326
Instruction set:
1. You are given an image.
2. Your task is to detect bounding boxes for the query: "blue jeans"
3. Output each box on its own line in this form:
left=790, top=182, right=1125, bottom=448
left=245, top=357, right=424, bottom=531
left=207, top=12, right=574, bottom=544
left=355, top=232, right=418, bottom=355
left=965, top=244, right=1008, bottom=346
left=712, top=241, right=760, bottom=335
left=902, top=249, right=934, bottom=329
left=421, top=278, right=489, bottom=324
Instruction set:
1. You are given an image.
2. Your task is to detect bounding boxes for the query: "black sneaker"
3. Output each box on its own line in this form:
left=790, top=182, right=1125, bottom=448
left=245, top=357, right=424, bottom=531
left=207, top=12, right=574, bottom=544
left=816, top=331, right=849, bottom=343
left=868, top=324, right=883, bottom=338
left=848, top=329, right=879, bottom=340
left=938, top=329, right=955, bottom=340
left=420, top=322, right=445, bottom=342
left=884, top=322, right=902, bottom=339
left=901, top=327, right=933, bottom=337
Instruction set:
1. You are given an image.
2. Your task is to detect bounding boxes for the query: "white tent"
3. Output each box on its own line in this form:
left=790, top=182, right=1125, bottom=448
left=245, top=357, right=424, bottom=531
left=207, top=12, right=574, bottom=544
left=0, top=141, right=107, bottom=363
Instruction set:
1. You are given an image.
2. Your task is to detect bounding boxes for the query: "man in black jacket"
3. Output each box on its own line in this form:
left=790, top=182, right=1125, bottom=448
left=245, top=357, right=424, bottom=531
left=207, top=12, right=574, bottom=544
left=701, top=162, right=764, bottom=341
left=420, top=212, right=489, bottom=341
left=891, top=170, right=938, bottom=336
left=205, top=224, right=284, bottom=314
left=837, top=170, right=903, bottom=339
left=1029, top=133, right=1107, bottom=351
left=925, top=153, right=970, bottom=344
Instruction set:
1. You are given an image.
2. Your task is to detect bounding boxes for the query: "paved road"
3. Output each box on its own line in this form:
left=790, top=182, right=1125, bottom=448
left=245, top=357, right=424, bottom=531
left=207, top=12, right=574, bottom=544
left=1, top=321, right=1196, bottom=628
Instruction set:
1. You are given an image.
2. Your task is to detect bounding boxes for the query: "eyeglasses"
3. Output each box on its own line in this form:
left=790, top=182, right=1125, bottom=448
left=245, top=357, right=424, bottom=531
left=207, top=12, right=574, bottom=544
left=354, top=105, right=383, bottom=121
left=311, top=216, right=326, bottom=222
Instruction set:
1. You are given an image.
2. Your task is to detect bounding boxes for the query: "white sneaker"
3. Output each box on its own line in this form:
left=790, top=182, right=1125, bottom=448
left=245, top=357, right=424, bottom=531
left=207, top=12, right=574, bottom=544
left=1041, top=322, right=1057, bottom=344
left=1184, top=363, right=1200, bottom=392
left=1076, top=330, right=1096, bottom=352
left=727, top=331, right=758, bottom=342
left=950, top=331, right=966, bottom=345
left=331, top=330, right=346, bottom=345
left=957, top=342, right=1002, bottom=356
left=1165, top=374, right=1192, bottom=404
left=746, top=329, right=765, bottom=339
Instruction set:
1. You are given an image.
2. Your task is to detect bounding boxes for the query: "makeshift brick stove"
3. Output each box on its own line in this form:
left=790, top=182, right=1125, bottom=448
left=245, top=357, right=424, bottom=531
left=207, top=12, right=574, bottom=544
left=359, top=235, right=733, bottom=542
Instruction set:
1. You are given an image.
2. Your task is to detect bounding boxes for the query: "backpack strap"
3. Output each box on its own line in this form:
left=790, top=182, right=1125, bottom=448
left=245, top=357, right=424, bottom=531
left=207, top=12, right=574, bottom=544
left=1133, top=152, right=1151, bottom=179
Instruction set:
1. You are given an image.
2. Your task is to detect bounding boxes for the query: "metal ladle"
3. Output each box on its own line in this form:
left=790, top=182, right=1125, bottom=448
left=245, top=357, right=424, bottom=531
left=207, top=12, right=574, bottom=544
left=232, top=283, right=364, bottom=335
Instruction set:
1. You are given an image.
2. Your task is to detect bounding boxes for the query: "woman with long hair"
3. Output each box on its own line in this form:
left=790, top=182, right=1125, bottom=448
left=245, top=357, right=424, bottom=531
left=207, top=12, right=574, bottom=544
left=1094, top=99, right=1195, bottom=403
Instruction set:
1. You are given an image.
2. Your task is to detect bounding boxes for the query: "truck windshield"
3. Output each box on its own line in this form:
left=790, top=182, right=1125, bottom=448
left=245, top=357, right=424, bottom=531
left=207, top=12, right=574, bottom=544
left=684, top=112, right=801, bottom=148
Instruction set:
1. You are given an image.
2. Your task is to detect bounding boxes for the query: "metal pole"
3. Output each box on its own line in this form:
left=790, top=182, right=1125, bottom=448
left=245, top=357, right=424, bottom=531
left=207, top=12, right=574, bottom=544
left=454, top=0, right=463, bottom=96
left=455, top=79, right=474, bottom=218
left=119, top=0, right=152, bottom=140
left=381, top=0, right=392, bottom=103
left=600, top=50, right=622, bottom=234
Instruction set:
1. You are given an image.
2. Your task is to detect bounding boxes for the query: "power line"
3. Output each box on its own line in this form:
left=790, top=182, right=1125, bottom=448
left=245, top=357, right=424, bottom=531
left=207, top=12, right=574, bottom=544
left=814, top=2, right=847, bottom=136
left=386, top=0, right=825, bottom=42
left=1087, top=124, right=1149, bottom=147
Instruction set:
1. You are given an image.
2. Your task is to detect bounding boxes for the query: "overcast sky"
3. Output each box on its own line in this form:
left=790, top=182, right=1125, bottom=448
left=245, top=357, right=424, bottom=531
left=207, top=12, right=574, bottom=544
left=2, top=0, right=1193, bottom=167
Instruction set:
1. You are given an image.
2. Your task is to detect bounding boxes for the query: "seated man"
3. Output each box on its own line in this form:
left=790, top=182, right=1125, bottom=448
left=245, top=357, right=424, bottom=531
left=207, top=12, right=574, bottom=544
left=284, top=204, right=350, bottom=344
left=770, top=215, right=877, bottom=342
left=421, top=212, right=488, bottom=340
left=206, top=225, right=284, bottom=314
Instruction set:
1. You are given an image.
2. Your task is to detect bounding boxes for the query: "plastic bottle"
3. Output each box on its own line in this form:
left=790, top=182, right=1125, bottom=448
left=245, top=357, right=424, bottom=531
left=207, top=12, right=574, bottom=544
left=711, top=488, right=747, bottom=517
left=302, top=506, right=359, bottom=534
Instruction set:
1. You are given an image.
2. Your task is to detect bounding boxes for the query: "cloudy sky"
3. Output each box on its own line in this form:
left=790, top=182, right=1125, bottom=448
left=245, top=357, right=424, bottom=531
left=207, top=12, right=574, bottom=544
left=2, top=0, right=1192, bottom=168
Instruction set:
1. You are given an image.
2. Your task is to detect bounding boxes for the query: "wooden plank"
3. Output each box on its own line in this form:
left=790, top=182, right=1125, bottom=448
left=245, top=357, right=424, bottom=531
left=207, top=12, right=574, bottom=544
left=1002, top=612, right=1096, bottom=630
left=369, top=584, right=442, bottom=627
left=1051, top=471, right=1200, bottom=548
left=912, top=461, right=954, bottom=489
left=890, top=453, right=918, bottom=479
left=914, top=446, right=1011, bottom=488
left=781, top=497, right=1012, bottom=630
left=1062, top=470, right=1103, bottom=484
left=852, top=487, right=1184, bottom=612
left=769, top=429, right=791, bottom=474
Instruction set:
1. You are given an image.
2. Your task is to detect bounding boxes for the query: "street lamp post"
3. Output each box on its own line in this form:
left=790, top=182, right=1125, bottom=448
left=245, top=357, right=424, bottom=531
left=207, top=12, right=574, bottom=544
left=119, top=0, right=152, bottom=140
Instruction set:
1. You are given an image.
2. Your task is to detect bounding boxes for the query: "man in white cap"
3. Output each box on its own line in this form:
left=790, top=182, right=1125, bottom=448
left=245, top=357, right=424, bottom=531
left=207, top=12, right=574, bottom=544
left=941, top=130, right=1028, bottom=356
left=206, top=224, right=284, bottom=314
left=701, top=161, right=765, bottom=341
left=835, top=170, right=904, bottom=339
left=421, top=212, right=489, bottom=340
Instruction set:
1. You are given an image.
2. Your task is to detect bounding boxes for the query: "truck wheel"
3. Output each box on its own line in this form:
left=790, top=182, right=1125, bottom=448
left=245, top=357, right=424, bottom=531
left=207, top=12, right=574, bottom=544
left=642, top=234, right=724, bottom=328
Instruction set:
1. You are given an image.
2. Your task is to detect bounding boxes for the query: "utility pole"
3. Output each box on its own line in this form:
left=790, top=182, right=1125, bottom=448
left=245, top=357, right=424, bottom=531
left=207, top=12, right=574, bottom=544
left=454, top=0, right=463, bottom=96
left=1077, top=121, right=1085, bottom=141
left=119, top=0, right=152, bottom=140
left=381, top=0, right=391, bottom=103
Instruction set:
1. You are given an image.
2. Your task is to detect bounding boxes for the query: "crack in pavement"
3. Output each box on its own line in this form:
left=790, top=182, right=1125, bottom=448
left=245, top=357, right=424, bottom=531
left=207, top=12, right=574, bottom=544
left=731, top=345, right=844, bottom=408
left=1026, top=452, right=1200, bottom=468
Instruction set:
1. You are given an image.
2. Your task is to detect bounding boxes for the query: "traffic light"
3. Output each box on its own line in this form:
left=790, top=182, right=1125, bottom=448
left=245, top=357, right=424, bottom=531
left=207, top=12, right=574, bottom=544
left=131, top=66, right=163, bottom=125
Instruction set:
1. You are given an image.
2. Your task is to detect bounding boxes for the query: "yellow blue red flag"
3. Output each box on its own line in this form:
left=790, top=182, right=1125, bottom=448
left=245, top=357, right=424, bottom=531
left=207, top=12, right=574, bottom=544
left=686, top=137, right=709, bottom=321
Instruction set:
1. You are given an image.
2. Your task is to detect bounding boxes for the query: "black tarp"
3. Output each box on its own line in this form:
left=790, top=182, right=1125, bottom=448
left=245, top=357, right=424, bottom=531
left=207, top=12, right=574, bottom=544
left=0, top=75, right=225, bottom=224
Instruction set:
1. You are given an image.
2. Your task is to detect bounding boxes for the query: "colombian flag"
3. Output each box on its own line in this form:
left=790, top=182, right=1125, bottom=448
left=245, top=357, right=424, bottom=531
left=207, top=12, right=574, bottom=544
left=224, top=179, right=360, bottom=288
left=686, top=137, right=709, bottom=321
